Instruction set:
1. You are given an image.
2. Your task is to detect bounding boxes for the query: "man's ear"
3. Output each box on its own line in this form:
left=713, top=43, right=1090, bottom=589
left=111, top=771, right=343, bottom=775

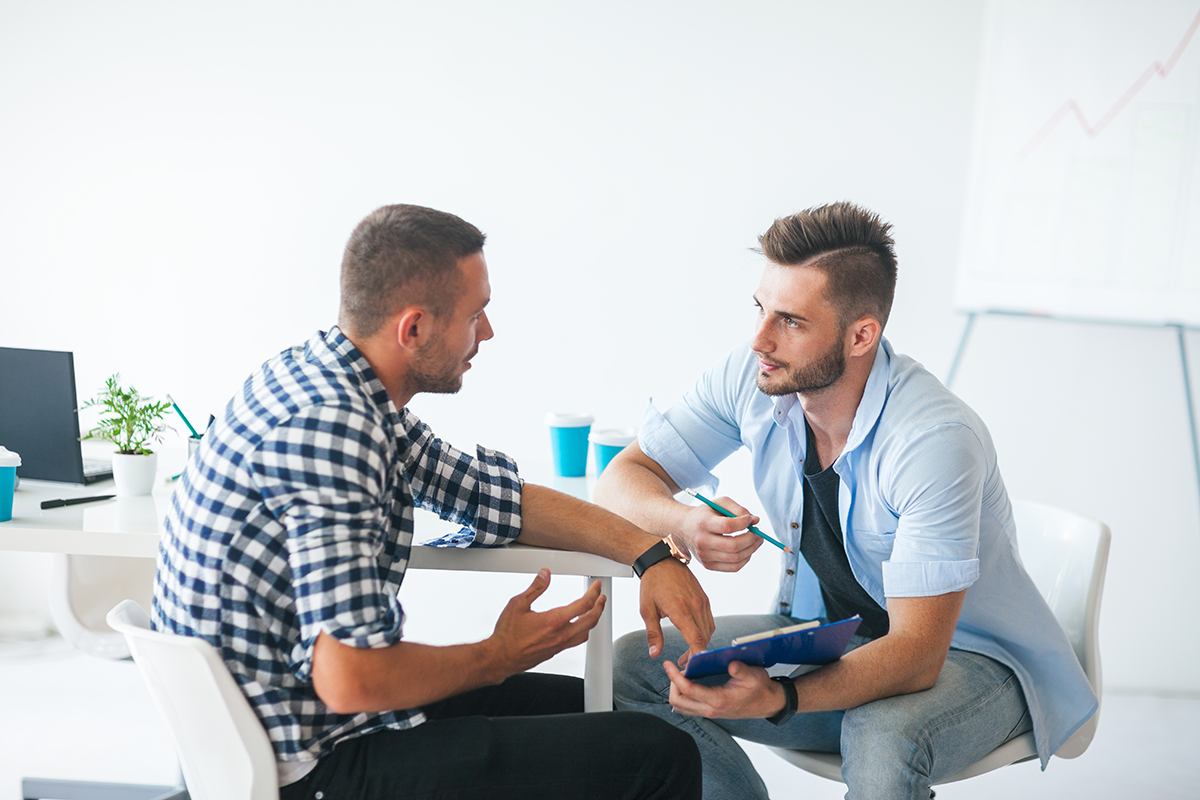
left=848, top=316, right=881, bottom=357
left=394, top=306, right=431, bottom=352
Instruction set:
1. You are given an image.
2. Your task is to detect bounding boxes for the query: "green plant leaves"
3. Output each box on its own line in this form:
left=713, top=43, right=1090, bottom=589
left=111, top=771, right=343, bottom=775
left=81, top=373, right=173, bottom=455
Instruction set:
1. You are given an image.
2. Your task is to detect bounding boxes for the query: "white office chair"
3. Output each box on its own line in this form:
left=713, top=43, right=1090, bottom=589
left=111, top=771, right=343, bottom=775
left=769, top=499, right=1112, bottom=786
left=49, top=554, right=157, bottom=659
left=104, top=600, right=280, bottom=800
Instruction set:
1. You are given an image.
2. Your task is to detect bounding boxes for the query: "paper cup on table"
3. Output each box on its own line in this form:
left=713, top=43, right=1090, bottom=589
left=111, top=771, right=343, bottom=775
left=545, top=412, right=593, bottom=477
left=0, top=446, right=21, bottom=522
left=589, top=427, right=637, bottom=476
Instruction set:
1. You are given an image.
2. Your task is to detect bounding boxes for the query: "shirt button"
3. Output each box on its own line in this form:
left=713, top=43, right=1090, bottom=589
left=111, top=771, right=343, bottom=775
left=780, top=602, right=790, bottom=610
left=786, top=569, right=795, bottom=575
left=791, top=522, right=799, bottom=529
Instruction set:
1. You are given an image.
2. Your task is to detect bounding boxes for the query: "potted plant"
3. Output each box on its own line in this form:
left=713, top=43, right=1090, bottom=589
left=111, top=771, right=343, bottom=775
left=82, top=374, right=173, bottom=496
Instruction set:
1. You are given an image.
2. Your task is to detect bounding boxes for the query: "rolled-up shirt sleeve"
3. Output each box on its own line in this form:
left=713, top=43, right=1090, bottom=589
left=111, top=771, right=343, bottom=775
left=399, top=409, right=523, bottom=547
left=879, top=422, right=985, bottom=598
left=251, top=404, right=404, bottom=679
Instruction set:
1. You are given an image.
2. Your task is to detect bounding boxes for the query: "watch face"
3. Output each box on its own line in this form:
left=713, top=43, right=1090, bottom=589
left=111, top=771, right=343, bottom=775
left=664, top=534, right=691, bottom=565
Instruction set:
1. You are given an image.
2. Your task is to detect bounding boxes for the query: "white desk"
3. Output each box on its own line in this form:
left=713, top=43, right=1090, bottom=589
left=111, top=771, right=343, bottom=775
left=0, top=477, right=631, bottom=712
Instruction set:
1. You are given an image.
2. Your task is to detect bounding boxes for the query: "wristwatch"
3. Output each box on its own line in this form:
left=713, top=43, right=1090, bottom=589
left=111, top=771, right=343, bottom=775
left=766, top=676, right=798, bottom=726
left=632, top=535, right=690, bottom=578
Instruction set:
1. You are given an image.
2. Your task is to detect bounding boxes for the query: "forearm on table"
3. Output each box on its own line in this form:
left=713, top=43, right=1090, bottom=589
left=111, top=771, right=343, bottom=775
left=516, top=482, right=663, bottom=565
left=311, top=631, right=505, bottom=715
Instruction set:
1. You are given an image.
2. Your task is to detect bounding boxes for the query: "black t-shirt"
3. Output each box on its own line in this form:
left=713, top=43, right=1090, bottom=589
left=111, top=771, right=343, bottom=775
left=798, top=420, right=890, bottom=640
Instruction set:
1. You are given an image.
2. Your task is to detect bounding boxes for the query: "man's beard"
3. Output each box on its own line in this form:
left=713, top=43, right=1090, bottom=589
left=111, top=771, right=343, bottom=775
left=755, top=339, right=846, bottom=396
left=409, top=337, right=472, bottom=395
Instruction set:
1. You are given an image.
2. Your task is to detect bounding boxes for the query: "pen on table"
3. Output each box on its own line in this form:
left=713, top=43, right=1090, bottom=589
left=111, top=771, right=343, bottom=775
left=166, top=394, right=201, bottom=439
left=40, top=495, right=115, bottom=510
left=683, top=488, right=792, bottom=553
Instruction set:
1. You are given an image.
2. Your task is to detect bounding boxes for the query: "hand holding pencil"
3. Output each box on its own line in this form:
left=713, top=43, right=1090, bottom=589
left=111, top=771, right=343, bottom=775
left=674, top=489, right=788, bottom=573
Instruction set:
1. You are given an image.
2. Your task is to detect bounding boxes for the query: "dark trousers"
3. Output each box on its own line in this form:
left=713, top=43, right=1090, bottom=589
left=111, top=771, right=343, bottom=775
left=280, top=673, right=701, bottom=800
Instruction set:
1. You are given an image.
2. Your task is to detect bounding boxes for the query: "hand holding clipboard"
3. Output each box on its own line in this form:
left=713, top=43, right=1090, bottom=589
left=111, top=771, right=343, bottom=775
left=682, top=616, right=862, bottom=679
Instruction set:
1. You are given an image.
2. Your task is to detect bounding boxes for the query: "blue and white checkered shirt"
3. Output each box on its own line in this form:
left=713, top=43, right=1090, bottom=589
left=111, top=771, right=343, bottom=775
left=152, top=326, right=523, bottom=771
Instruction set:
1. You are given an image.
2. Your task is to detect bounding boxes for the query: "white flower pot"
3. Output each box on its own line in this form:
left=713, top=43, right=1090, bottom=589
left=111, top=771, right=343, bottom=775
left=111, top=452, right=158, bottom=497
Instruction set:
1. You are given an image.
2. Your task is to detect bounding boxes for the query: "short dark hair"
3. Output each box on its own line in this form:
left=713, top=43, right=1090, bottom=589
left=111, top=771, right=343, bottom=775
left=756, top=201, right=897, bottom=330
left=338, top=204, right=486, bottom=337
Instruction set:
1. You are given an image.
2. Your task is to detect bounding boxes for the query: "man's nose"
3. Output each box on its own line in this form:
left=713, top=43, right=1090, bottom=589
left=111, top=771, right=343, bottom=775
left=751, top=315, right=773, bottom=353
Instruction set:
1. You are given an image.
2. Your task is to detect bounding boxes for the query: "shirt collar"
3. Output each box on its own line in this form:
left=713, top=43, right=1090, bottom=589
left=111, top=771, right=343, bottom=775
left=324, top=325, right=403, bottom=426
left=843, top=338, right=892, bottom=454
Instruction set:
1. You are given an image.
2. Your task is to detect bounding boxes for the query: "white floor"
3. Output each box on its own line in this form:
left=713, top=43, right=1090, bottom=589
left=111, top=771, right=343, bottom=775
left=3, top=635, right=1198, bottom=800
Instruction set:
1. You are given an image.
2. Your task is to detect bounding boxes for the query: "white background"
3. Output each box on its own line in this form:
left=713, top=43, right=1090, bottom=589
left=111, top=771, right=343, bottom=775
left=0, top=0, right=1197, bottom=695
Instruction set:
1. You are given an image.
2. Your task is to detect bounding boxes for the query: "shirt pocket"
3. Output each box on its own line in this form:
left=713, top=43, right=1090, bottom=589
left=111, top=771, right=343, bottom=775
left=848, top=528, right=897, bottom=563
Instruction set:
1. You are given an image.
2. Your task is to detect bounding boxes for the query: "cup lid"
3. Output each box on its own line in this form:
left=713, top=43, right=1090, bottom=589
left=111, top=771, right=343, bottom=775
left=0, top=446, right=21, bottom=467
left=544, top=412, right=594, bottom=427
left=589, top=427, right=638, bottom=446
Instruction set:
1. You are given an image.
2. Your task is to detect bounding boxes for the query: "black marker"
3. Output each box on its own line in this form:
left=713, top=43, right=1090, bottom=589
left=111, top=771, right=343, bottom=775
left=40, top=495, right=115, bottom=510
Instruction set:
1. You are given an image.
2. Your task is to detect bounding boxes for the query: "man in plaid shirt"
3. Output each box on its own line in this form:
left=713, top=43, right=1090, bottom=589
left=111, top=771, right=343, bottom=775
left=154, top=204, right=712, bottom=799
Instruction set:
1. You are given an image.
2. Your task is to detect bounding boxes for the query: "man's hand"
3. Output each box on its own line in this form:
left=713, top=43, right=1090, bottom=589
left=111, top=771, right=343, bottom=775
left=638, top=558, right=715, bottom=664
left=675, top=496, right=765, bottom=572
left=663, top=659, right=786, bottom=719
left=484, top=568, right=606, bottom=678
left=310, top=570, right=604, bottom=715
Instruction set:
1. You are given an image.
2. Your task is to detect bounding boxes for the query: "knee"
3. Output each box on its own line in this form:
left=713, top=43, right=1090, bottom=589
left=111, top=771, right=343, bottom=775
left=840, top=704, right=932, bottom=792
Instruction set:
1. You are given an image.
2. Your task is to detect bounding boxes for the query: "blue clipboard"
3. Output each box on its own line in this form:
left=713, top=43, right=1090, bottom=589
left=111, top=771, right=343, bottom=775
left=682, top=616, right=862, bottom=679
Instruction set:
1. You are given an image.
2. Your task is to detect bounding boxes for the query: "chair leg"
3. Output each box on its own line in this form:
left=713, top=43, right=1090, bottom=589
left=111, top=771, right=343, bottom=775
left=22, top=777, right=183, bottom=800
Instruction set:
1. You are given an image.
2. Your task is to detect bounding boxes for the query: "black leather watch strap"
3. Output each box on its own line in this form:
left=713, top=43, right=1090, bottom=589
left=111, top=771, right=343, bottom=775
left=766, top=676, right=798, bottom=726
left=632, top=540, right=675, bottom=578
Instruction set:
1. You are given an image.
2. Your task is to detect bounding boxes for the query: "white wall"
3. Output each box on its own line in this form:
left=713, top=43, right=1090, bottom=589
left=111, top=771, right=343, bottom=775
left=0, top=1, right=1195, bottom=693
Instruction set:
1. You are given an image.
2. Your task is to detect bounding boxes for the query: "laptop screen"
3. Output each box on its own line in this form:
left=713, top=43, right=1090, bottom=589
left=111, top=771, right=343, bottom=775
left=0, top=347, right=90, bottom=483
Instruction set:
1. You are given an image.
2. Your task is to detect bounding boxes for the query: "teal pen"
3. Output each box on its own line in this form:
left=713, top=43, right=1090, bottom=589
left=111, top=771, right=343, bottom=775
left=166, top=394, right=201, bottom=439
left=684, top=488, right=792, bottom=553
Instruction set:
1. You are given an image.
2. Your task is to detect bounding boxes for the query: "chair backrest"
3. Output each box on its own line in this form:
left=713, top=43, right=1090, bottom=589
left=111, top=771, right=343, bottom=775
left=106, top=600, right=279, bottom=800
left=1009, top=500, right=1111, bottom=758
left=50, top=554, right=157, bottom=659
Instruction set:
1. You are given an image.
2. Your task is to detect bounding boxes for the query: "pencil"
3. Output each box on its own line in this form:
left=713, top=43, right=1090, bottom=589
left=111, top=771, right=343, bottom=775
left=684, top=488, right=792, bottom=553
left=166, top=394, right=201, bottom=439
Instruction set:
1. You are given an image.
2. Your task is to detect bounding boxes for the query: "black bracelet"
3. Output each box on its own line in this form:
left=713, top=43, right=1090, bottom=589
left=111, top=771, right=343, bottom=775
left=632, top=540, right=675, bottom=578
left=766, top=676, right=798, bottom=726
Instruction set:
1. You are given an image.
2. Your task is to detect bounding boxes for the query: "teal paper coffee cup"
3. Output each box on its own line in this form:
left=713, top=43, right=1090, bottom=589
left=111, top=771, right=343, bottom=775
left=545, top=412, right=593, bottom=477
left=0, top=446, right=21, bottom=522
left=589, top=427, right=638, bottom=476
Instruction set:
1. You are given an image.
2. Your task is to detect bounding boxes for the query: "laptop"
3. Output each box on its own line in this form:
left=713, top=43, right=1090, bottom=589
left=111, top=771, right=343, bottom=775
left=0, top=347, right=113, bottom=484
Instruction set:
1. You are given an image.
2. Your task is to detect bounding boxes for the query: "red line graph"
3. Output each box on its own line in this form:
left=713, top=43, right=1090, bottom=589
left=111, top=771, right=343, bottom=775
left=1017, top=7, right=1200, bottom=160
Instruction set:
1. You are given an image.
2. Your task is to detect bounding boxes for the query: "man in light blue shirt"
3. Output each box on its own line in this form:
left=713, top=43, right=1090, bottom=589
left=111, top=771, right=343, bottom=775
left=594, top=202, right=1097, bottom=800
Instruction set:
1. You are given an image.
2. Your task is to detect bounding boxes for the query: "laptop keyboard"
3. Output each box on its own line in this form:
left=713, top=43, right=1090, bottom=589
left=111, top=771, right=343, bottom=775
left=82, top=459, right=113, bottom=483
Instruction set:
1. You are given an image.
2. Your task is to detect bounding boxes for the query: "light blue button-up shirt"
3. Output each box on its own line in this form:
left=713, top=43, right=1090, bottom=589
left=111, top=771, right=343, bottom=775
left=639, top=339, right=1097, bottom=768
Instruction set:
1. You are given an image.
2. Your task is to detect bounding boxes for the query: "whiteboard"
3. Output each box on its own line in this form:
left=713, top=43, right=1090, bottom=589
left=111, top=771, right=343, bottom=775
left=957, top=0, right=1200, bottom=326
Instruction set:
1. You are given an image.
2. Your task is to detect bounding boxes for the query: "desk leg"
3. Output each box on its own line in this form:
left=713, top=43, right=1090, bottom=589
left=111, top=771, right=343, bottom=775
left=583, top=576, right=613, bottom=712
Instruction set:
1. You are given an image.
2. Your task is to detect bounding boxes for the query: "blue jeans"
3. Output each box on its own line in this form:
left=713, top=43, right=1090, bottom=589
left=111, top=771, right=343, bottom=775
left=613, top=615, right=1033, bottom=800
